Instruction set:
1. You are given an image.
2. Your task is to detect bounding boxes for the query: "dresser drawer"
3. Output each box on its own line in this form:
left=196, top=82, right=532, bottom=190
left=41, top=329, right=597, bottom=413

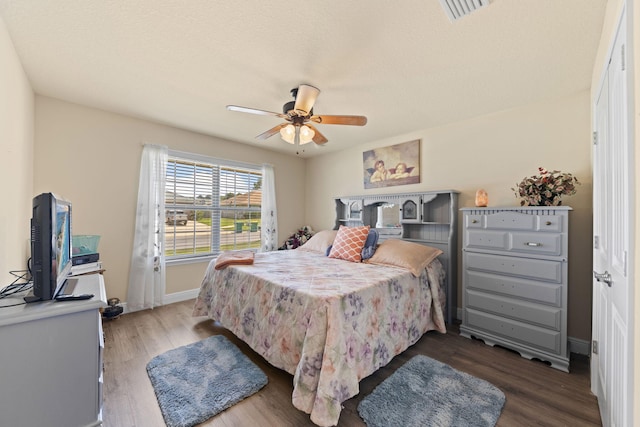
left=465, top=211, right=564, bottom=233
left=465, top=252, right=563, bottom=283
left=465, top=290, right=561, bottom=330
left=465, top=309, right=561, bottom=354
left=510, top=232, right=563, bottom=256
left=465, top=270, right=562, bottom=306
left=536, top=215, right=563, bottom=232
left=465, top=230, right=508, bottom=250
left=465, top=230, right=563, bottom=256
left=485, top=211, right=536, bottom=230
left=465, top=214, right=484, bottom=228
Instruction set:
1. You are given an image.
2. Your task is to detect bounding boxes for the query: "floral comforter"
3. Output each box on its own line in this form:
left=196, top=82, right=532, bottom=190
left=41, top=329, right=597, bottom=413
left=192, top=249, right=446, bottom=426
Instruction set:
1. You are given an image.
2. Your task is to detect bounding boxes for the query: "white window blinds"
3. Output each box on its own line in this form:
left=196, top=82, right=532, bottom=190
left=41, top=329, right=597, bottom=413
left=164, top=154, right=262, bottom=261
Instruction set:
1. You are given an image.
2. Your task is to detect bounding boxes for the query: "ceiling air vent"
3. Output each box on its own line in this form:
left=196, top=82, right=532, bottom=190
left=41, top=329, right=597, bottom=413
left=439, top=0, right=490, bottom=21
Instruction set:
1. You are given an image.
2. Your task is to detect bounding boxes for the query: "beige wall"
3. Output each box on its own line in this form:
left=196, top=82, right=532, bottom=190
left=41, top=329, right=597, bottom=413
left=305, top=92, right=594, bottom=341
left=0, top=17, right=33, bottom=285
left=34, top=96, right=306, bottom=302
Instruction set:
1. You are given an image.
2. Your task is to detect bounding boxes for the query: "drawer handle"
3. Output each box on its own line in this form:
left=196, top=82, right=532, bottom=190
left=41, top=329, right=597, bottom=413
left=545, top=221, right=552, bottom=226
left=471, top=219, right=478, bottom=224
left=524, top=242, right=543, bottom=247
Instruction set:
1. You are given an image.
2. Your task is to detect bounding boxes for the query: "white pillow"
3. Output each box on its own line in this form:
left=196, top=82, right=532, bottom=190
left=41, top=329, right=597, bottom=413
left=297, top=230, right=338, bottom=254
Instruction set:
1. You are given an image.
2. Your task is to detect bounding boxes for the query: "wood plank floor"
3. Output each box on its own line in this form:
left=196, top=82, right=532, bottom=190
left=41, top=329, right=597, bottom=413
left=102, top=300, right=602, bottom=427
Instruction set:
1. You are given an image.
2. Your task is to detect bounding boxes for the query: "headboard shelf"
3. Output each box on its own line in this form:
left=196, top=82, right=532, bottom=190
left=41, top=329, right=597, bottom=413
left=335, top=190, right=459, bottom=323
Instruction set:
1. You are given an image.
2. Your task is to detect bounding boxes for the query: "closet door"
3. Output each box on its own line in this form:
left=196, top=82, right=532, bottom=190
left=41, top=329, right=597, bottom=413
left=591, top=7, right=631, bottom=426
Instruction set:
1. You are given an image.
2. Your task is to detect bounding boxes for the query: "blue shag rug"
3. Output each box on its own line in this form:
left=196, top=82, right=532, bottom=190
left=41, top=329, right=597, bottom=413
left=146, top=335, right=268, bottom=427
left=358, top=355, right=505, bottom=427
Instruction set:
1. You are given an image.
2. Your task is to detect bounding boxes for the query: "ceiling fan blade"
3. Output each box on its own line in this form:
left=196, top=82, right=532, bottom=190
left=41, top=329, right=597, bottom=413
left=305, top=123, right=328, bottom=145
left=227, top=105, right=286, bottom=119
left=293, top=84, right=320, bottom=115
left=256, top=123, right=288, bottom=140
left=310, top=115, right=368, bottom=126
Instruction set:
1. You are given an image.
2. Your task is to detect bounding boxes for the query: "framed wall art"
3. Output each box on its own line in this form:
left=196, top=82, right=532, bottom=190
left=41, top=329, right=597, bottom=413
left=362, top=139, right=420, bottom=189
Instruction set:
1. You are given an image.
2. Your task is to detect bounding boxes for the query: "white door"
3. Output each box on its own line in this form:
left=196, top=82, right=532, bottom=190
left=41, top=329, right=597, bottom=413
left=591, top=7, right=631, bottom=427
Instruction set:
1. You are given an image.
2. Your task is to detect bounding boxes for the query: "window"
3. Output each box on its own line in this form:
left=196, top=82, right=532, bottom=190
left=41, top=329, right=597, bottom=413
left=164, top=153, right=262, bottom=261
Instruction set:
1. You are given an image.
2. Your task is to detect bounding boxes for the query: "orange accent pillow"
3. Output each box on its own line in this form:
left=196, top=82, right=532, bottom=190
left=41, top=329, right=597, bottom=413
left=328, top=225, right=371, bottom=263
left=365, top=238, right=442, bottom=276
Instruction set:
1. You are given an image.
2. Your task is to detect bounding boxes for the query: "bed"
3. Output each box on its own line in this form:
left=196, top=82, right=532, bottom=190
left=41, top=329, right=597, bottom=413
left=192, top=233, right=447, bottom=427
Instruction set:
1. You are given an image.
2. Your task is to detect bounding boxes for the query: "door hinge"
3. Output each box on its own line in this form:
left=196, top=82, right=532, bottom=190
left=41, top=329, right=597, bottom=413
left=594, top=235, right=599, bottom=249
left=592, top=340, right=599, bottom=355
left=621, top=44, right=626, bottom=71
left=593, top=131, right=598, bottom=145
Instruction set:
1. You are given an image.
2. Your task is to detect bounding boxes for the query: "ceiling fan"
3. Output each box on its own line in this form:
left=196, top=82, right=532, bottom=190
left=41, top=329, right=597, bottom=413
left=226, top=84, right=367, bottom=146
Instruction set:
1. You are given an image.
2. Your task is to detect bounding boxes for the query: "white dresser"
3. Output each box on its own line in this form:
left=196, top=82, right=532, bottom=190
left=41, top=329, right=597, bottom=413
left=459, top=206, right=571, bottom=372
left=0, top=273, right=107, bottom=426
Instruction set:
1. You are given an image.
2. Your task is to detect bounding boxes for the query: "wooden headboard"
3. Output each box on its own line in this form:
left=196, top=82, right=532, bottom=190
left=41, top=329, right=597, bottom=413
left=334, top=190, right=459, bottom=324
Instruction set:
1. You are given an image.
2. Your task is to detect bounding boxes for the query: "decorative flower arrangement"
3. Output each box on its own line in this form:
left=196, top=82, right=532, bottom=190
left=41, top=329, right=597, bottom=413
left=279, top=226, right=314, bottom=250
left=512, top=167, right=580, bottom=206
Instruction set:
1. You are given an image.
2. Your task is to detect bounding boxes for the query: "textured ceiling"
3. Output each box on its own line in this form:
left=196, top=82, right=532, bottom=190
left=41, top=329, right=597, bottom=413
left=0, top=0, right=607, bottom=157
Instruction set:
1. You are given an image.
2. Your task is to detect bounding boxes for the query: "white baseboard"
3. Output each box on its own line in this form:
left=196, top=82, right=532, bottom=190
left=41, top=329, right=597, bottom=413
left=163, top=288, right=200, bottom=305
left=120, top=288, right=200, bottom=314
left=455, top=307, right=591, bottom=356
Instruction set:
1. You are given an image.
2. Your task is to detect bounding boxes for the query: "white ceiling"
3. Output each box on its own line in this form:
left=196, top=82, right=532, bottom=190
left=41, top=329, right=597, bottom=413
left=0, top=0, right=607, bottom=157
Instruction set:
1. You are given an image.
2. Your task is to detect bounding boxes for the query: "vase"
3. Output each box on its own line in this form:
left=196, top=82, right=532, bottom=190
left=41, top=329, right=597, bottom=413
left=522, top=196, right=562, bottom=207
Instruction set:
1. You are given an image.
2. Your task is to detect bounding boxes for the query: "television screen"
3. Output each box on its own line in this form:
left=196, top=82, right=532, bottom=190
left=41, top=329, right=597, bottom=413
left=55, top=201, right=72, bottom=283
left=29, top=193, right=73, bottom=301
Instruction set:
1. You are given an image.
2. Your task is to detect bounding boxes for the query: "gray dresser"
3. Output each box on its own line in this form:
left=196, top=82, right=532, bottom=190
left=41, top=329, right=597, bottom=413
left=0, top=273, right=107, bottom=426
left=460, top=206, right=571, bottom=372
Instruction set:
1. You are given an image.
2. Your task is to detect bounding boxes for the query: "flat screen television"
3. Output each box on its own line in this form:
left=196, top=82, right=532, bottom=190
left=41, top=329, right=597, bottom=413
left=28, top=192, right=73, bottom=301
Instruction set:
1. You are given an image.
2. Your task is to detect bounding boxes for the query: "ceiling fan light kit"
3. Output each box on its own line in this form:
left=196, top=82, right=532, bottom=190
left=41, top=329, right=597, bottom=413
left=298, top=125, right=315, bottom=144
left=226, top=84, right=367, bottom=149
left=279, top=124, right=315, bottom=145
left=280, top=124, right=296, bottom=144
